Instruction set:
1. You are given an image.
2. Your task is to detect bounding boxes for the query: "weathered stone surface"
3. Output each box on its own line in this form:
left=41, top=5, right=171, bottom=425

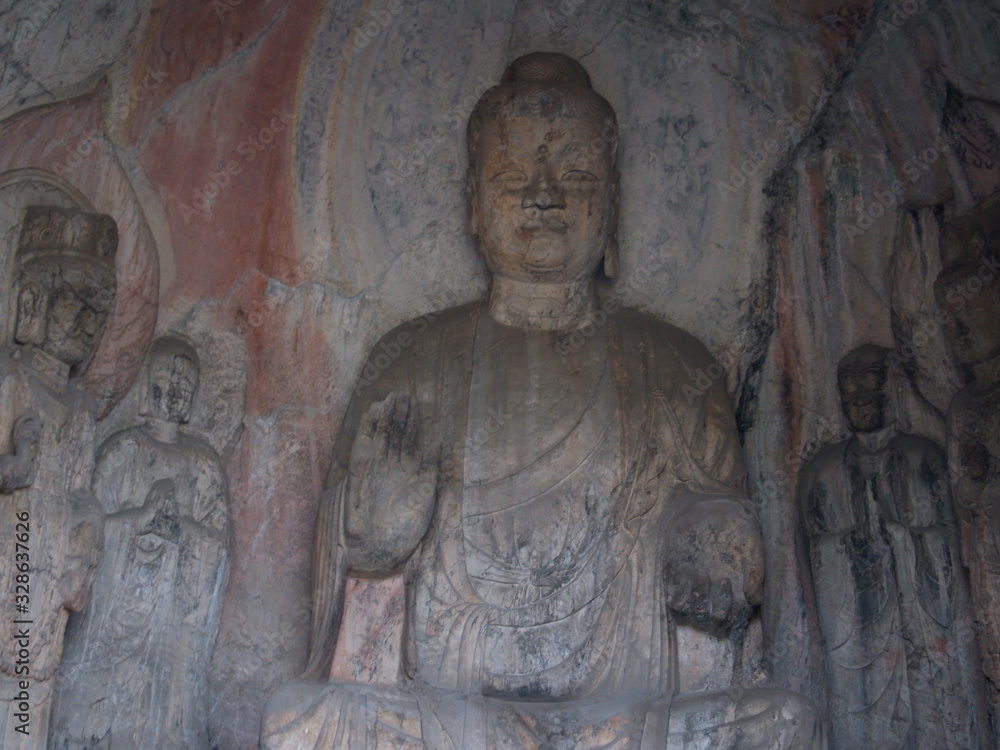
left=0, top=0, right=997, bottom=747
left=0, top=203, right=116, bottom=748
left=935, top=202, right=1000, bottom=742
left=52, top=336, right=231, bottom=749
left=801, top=344, right=989, bottom=748
left=261, top=52, right=823, bottom=749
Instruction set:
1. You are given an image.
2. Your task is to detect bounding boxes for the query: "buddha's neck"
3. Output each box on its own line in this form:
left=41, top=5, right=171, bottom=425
left=146, top=417, right=181, bottom=444
left=488, top=276, right=598, bottom=331
left=855, top=421, right=895, bottom=454
left=973, top=353, right=1000, bottom=390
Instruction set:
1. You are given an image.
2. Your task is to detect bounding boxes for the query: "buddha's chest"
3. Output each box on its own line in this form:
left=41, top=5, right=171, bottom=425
left=460, top=316, right=620, bottom=600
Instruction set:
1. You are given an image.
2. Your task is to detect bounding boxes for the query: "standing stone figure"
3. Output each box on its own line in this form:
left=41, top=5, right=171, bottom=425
left=262, top=53, right=822, bottom=749
left=0, top=205, right=114, bottom=748
left=51, top=336, right=231, bottom=749
left=935, top=260, right=1000, bottom=733
left=799, top=344, right=989, bottom=749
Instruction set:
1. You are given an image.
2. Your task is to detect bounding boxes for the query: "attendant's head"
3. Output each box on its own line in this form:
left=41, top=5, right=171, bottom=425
left=14, top=206, right=118, bottom=375
left=935, top=259, right=1000, bottom=368
left=467, top=52, right=620, bottom=284
left=837, top=345, right=890, bottom=434
left=141, top=336, right=200, bottom=425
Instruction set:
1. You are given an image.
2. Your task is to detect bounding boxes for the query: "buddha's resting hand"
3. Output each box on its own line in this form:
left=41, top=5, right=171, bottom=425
left=344, top=391, right=439, bottom=574
left=663, top=499, right=764, bottom=638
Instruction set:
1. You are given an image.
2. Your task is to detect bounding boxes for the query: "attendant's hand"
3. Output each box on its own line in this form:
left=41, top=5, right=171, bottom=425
left=0, top=414, right=43, bottom=490
left=663, top=500, right=764, bottom=638
left=345, top=390, right=439, bottom=573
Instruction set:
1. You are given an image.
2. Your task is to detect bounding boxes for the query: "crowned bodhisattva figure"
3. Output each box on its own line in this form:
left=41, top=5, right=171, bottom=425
left=0, top=205, right=115, bottom=748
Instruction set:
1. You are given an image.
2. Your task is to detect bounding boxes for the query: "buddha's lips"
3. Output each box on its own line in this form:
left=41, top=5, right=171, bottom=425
left=519, top=220, right=567, bottom=234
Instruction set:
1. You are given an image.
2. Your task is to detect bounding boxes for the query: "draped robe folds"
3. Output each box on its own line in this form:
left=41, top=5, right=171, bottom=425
left=51, top=425, right=230, bottom=749
left=0, top=346, right=104, bottom=750
left=947, top=381, right=1000, bottom=710
left=263, top=303, right=822, bottom=749
left=801, top=433, right=989, bottom=749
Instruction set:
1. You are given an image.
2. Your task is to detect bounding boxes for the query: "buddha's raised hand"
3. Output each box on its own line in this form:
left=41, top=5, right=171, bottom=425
left=344, top=390, right=439, bottom=573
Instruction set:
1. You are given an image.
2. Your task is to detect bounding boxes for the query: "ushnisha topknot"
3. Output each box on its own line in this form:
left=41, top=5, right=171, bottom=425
left=467, top=52, right=618, bottom=171
left=500, top=52, right=593, bottom=87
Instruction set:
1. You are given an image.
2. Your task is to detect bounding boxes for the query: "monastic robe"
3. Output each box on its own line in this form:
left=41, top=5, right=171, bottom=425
left=51, top=424, right=230, bottom=749
left=0, top=345, right=104, bottom=749
left=947, top=379, right=1000, bottom=710
left=801, top=432, right=988, bottom=749
left=264, top=303, right=820, bottom=749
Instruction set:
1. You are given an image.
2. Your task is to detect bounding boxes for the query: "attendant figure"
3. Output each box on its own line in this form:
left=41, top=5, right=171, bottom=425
left=0, top=205, right=115, bottom=748
left=800, top=344, right=989, bottom=749
left=52, top=336, right=230, bottom=749
left=936, top=259, right=1000, bottom=738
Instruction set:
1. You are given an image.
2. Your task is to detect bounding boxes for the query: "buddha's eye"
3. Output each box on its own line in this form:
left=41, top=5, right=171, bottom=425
left=491, top=170, right=528, bottom=183
left=561, top=170, right=597, bottom=182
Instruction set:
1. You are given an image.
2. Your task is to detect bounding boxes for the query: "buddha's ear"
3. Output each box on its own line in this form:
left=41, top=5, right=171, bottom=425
left=603, top=173, right=620, bottom=279
left=467, top=167, right=480, bottom=238
left=14, top=282, right=45, bottom=345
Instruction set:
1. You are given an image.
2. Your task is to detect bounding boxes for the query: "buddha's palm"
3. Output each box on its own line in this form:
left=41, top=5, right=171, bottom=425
left=344, top=391, right=438, bottom=573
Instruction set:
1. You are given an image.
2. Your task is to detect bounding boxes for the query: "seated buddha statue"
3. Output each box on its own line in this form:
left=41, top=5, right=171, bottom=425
left=261, top=52, right=823, bottom=750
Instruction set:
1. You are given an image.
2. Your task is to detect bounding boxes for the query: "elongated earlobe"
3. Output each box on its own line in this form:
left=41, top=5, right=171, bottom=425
left=467, top=167, right=480, bottom=238
left=603, top=234, right=619, bottom=279
left=603, top=176, right=620, bottom=279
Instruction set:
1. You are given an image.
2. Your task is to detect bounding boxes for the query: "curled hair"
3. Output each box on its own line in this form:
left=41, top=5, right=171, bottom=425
left=467, top=52, right=619, bottom=172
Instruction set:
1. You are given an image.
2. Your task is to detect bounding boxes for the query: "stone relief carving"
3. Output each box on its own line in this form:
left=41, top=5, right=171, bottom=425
left=0, top=167, right=159, bottom=420
left=935, top=232, right=1000, bottom=741
left=0, top=205, right=115, bottom=748
left=52, top=336, right=231, bottom=749
left=800, top=344, right=989, bottom=749
left=261, top=53, right=823, bottom=749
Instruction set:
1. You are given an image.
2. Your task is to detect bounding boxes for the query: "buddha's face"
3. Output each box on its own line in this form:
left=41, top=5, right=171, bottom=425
left=146, top=352, right=198, bottom=424
left=838, top=356, right=888, bottom=434
left=471, top=114, right=616, bottom=284
left=938, top=279, right=1000, bottom=367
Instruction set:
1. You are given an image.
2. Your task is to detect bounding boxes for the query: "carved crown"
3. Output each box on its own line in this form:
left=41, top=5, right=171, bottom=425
left=16, top=205, right=118, bottom=272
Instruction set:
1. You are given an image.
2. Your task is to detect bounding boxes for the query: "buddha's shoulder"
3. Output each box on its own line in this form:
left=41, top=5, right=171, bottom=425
left=610, top=306, right=719, bottom=369
left=354, top=303, right=480, bottom=392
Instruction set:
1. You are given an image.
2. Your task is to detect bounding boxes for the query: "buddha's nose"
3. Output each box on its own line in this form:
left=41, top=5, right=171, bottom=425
left=522, top=177, right=566, bottom=211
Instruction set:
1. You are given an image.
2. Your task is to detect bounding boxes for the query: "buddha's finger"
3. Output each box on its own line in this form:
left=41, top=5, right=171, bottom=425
left=401, top=398, right=421, bottom=460
left=394, top=394, right=414, bottom=461
left=377, top=393, right=398, bottom=458
left=709, top=578, right=733, bottom=627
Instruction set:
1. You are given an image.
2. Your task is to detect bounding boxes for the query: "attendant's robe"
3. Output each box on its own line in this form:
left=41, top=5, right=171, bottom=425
left=51, top=424, right=230, bottom=749
left=801, top=432, right=989, bottom=749
left=947, top=379, right=1000, bottom=712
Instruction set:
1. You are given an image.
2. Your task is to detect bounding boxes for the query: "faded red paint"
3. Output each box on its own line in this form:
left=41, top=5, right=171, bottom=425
left=134, top=0, right=325, bottom=303
left=0, top=90, right=159, bottom=416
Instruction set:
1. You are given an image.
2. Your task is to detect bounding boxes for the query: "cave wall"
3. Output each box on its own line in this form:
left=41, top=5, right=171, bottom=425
left=1, top=0, right=998, bottom=746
